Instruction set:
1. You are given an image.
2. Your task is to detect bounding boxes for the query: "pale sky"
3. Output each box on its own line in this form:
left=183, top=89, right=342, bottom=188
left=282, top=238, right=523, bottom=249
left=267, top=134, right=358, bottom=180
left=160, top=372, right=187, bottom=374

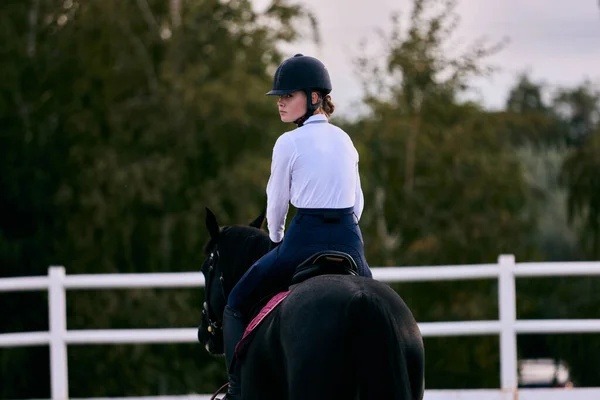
left=252, top=0, right=600, bottom=117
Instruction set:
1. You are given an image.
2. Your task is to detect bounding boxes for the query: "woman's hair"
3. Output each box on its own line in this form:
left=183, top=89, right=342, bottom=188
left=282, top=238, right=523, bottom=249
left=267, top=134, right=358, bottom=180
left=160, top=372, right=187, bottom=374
left=321, top=94, right=335, bottom=117
left=320, top=94, right=335, bottom=118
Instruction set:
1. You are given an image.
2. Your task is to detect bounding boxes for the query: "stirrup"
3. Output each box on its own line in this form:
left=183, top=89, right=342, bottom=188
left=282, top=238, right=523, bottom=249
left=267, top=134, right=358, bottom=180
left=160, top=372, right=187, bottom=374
left=210, top=382, right=229, bottom=400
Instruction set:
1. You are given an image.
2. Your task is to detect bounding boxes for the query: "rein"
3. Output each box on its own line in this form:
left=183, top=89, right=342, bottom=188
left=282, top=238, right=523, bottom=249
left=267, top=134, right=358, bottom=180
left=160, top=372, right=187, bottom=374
left=210, top=382, right=230, bottom=400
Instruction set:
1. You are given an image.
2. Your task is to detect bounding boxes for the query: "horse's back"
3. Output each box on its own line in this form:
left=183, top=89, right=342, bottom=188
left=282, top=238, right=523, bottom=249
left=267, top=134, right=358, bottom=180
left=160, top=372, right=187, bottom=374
left=245, top=275, right=424, bottom=400
left=283, top=274, right=422, bottom=346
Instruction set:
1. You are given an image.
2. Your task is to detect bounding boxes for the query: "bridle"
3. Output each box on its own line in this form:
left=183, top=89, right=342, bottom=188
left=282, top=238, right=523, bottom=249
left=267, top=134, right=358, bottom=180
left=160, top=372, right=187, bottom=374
left=201, top=244, right=227, bottom=338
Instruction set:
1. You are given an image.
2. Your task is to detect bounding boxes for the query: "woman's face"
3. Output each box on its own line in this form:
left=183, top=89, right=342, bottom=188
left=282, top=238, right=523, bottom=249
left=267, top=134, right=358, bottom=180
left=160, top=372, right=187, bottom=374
left=277, top=91, right=307, bottom=123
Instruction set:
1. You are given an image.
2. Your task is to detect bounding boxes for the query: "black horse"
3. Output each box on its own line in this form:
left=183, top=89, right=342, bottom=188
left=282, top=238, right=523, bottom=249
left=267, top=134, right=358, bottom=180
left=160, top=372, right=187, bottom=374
left=198, top=208, right=425, bottom=400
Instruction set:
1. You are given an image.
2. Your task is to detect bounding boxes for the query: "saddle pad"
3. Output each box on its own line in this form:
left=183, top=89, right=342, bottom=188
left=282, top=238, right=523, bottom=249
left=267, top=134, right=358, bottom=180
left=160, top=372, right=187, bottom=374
left=235, top=290, right=291, bottom=358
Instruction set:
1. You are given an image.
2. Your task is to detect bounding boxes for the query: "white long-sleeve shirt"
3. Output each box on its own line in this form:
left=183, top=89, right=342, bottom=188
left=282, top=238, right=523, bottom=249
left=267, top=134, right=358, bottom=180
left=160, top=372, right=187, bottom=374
left=266, top=114, right=364, bottom=243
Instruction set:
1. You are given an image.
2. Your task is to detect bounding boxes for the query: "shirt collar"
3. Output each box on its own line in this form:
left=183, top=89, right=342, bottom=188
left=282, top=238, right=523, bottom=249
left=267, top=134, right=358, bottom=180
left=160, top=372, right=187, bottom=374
left=304, top=114, right=328, bottom=124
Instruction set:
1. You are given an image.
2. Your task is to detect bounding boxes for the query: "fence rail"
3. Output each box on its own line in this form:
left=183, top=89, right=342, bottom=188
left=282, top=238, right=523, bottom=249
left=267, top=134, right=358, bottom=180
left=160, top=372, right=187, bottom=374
left=2, top=254, right=600, bottom=400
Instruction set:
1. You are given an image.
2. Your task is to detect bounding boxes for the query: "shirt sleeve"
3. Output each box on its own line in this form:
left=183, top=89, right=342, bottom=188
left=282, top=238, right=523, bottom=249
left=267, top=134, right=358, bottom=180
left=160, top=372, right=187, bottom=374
left=353, top=161, right=364, bottom=220
left=266, top=135, right=295, bottom=243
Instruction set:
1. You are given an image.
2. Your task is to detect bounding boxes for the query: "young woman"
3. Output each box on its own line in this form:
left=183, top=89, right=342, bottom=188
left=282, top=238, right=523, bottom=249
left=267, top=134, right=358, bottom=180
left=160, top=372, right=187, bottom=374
left=220, top=53, right=372, bottom=399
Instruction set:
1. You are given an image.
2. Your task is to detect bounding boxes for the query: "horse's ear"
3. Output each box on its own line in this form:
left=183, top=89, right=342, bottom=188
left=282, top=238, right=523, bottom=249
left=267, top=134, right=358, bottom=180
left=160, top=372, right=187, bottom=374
left=249, top=209, right=266, bottom=229
left=205, top=207, right=220, bottom=240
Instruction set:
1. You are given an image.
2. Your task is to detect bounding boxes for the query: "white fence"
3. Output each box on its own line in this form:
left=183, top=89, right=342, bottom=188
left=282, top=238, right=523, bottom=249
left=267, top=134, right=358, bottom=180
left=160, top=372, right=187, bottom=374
left=2, top=254, right=600, bottom=400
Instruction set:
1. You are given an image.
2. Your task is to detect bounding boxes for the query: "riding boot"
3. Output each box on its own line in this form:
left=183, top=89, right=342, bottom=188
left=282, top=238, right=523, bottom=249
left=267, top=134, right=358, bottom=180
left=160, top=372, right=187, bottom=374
left=222, top=305, right=246, bottom=399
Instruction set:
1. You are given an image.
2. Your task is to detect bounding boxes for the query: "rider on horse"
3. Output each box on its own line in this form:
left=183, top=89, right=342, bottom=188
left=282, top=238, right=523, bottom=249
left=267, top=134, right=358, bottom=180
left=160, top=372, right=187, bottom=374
left=220, top=53, right=373, bottom=399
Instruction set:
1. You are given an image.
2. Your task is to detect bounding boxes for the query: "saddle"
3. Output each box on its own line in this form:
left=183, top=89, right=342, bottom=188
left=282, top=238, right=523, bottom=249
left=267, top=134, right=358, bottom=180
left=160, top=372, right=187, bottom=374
left=235, top=250, right=360, bottom=359
left=290, top=250, right=359, bottom=285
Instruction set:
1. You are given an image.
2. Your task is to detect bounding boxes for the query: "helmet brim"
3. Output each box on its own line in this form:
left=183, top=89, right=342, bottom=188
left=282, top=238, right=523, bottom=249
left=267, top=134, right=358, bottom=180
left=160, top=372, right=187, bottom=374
left=266, top=88, right=295, bottom=96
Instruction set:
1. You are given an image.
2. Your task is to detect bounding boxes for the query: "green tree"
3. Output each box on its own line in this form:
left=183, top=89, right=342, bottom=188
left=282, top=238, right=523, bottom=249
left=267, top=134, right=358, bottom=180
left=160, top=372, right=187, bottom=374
left=340, top=0, right=538, bottom=388
left=500, top=74, right=578, bottom=260
left=0, top=0, right=312, bottom=397
left=500, top=77, right=600, bottom=388
left=350, top=0, right=533, bottom=266
left=506, top=73, right=548, bottom=114
left=557, top=83, right=600, bottom=258
left=499, top=73, right=568, bottom=147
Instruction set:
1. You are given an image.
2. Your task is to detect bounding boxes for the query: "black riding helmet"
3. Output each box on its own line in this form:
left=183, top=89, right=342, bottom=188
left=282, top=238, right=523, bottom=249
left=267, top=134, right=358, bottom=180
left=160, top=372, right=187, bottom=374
left=266, top=53, right=332, bottom=127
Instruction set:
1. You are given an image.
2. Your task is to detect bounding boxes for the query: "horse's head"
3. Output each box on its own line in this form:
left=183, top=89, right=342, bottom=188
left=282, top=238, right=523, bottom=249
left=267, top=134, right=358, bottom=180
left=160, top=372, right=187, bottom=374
left=197, top=207, right=269, bottom=355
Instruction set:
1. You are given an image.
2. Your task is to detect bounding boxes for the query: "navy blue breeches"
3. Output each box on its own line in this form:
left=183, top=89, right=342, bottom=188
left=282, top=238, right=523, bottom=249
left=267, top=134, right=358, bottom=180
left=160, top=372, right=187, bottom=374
left=227, top=207, right=372, bottom=312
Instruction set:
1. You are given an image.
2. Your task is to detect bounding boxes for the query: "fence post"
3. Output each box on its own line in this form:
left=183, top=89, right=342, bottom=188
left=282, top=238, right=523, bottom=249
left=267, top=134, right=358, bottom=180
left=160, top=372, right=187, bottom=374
left=498, top=254, right=517, bottom=393
left=49, top=266, right=69, bottom=400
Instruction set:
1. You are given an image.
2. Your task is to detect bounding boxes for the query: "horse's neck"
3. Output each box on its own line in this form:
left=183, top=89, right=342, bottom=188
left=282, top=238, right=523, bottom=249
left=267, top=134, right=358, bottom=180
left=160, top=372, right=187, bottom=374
left=225, top=236, right=269, bottom=293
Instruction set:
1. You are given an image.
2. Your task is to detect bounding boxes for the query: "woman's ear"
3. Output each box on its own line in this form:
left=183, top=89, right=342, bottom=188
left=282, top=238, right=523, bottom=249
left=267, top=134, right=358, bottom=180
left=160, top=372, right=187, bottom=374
left=311, top=91, right=320, bottom=105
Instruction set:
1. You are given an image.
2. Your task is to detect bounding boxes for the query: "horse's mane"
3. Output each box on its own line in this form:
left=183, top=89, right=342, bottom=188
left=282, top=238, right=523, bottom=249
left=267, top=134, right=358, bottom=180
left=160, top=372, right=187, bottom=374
left=205, top=224, right=271, bottom=292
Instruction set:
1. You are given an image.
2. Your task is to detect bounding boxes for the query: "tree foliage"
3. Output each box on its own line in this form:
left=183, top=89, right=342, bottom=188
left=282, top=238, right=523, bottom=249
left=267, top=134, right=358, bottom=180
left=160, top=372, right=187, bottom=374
left=1, top=0, right=599, bottom=396
left=1, top=0, right=312, bottom=397
left=340, top=0, right=538, bottom=387
left=349, top=0, right=535, bottom=267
